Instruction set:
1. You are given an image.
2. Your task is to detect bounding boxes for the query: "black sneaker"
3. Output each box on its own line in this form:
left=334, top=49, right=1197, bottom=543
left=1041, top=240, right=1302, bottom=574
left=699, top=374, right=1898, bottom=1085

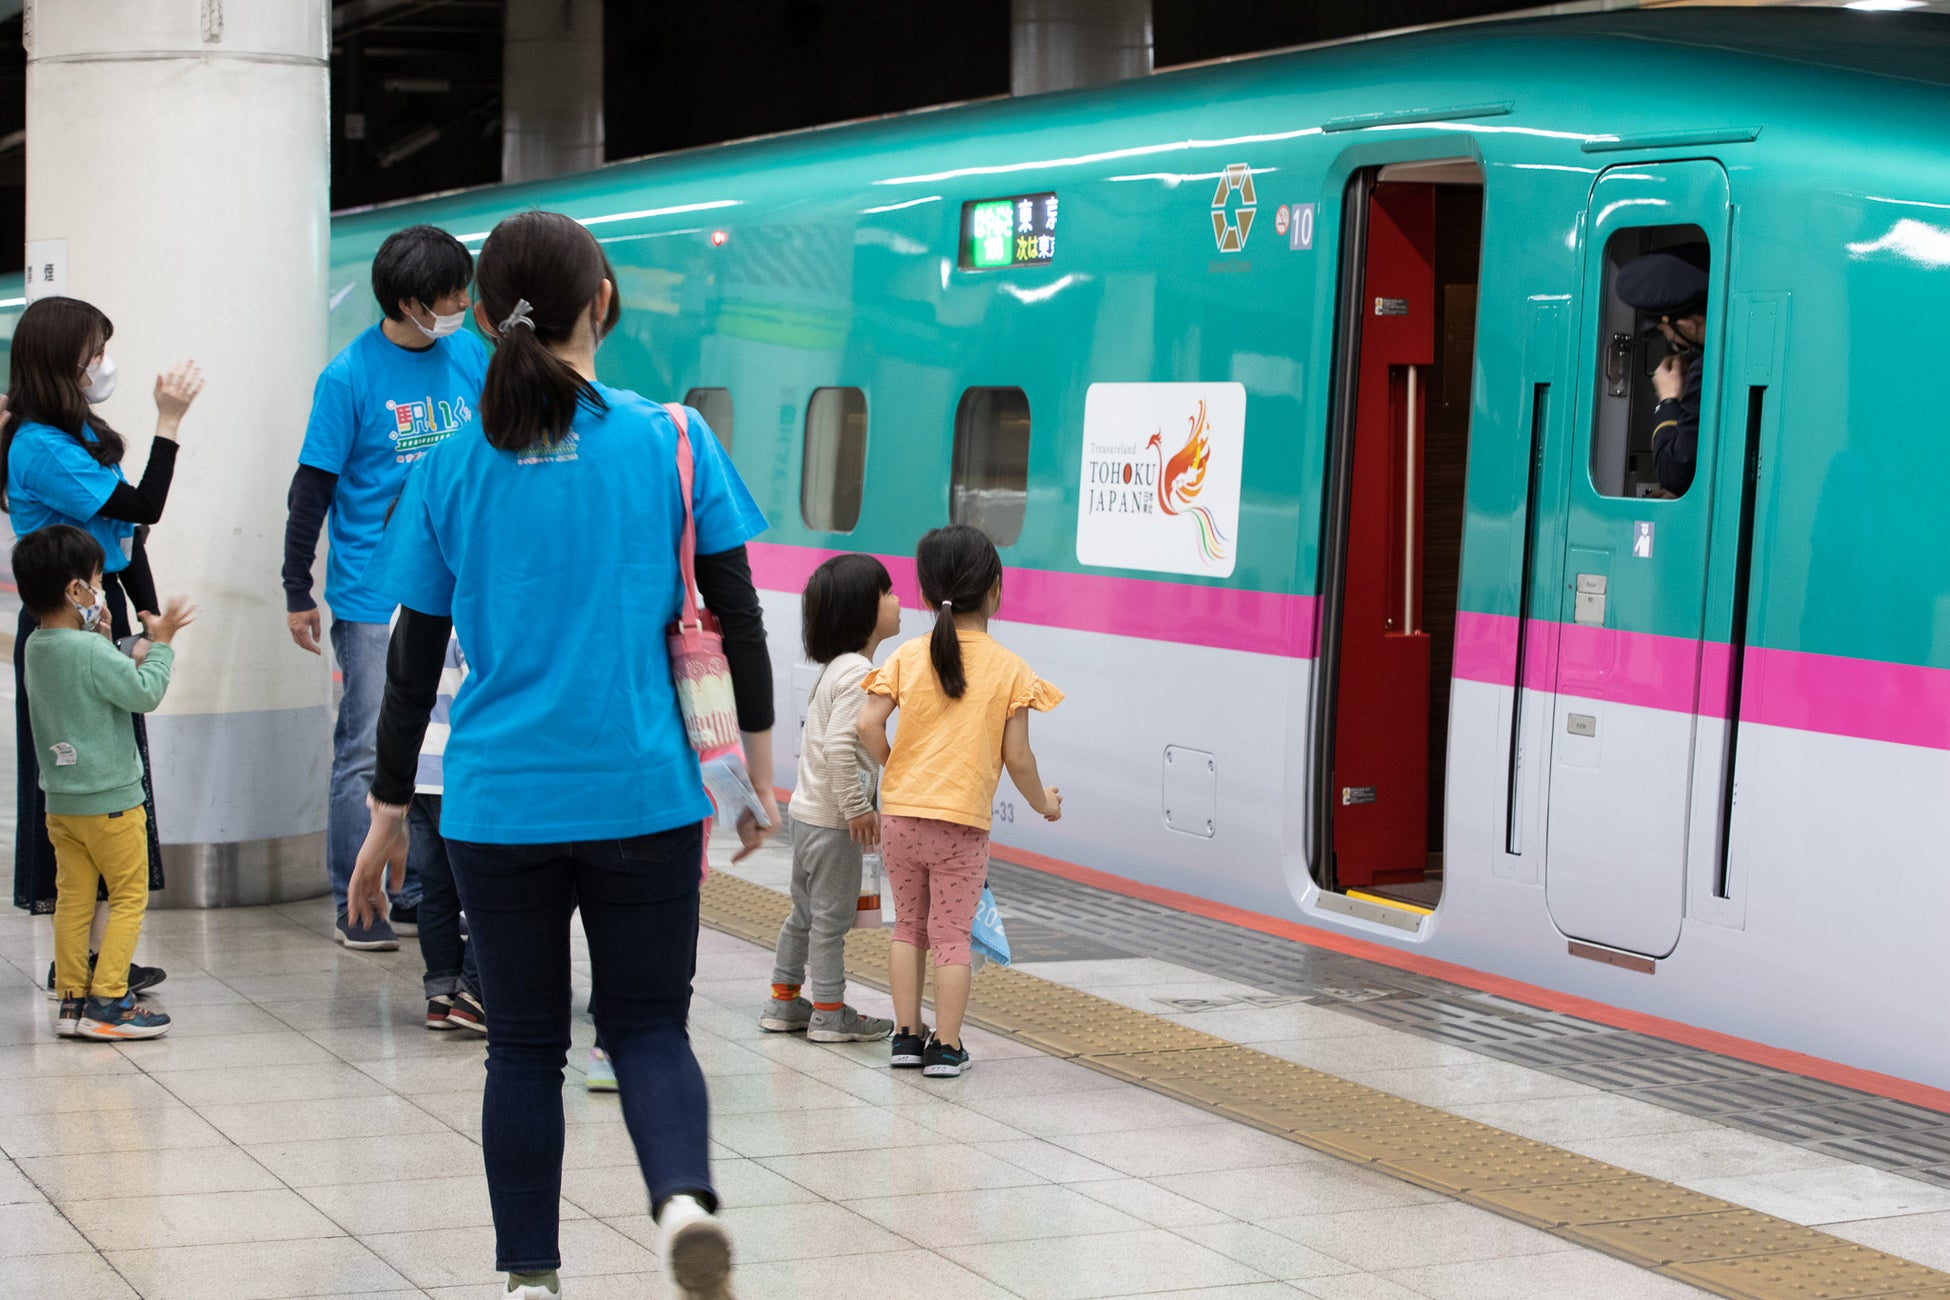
left=446, top=988, right=487, bottom=1035
left=922, top=1034, right=970, bottom=1078
left=890, top=1025, right=928, bottom=1069
left=46, top=955, right=165, bottom=1000
left=425, top=995, right=456, bottom=1031
left=388, top=903, right=419, bottom=937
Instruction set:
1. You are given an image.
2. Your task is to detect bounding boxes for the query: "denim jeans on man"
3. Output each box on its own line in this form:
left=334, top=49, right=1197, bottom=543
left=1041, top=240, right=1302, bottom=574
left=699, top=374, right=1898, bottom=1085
left=450, top=821, right=715, bottom=1273
left=327, top=619, right=419, bottom=912
left=407, top=795, right=476, bottom=998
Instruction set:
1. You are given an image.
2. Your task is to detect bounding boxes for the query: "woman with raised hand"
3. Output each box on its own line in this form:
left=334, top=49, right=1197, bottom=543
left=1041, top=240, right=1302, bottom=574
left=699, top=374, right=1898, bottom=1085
left=347, top=210, right=774, bottom=1300
left=4, top=296, right=201, bottom=940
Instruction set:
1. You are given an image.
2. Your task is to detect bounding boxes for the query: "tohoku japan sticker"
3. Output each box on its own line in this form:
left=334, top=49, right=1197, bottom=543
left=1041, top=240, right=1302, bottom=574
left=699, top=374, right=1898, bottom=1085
left=1076, top=382, right=1245, bottom=579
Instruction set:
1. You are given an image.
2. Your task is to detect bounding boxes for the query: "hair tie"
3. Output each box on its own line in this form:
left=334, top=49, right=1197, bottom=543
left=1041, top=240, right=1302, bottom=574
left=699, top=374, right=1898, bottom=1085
left=940, top=600, right=953, bottom=612
left=498, top=299, right=535, bottom=333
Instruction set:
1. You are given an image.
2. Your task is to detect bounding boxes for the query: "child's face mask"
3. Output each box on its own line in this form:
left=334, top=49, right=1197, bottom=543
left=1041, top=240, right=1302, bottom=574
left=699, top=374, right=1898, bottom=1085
left=72, top=582, right=106, bottom=632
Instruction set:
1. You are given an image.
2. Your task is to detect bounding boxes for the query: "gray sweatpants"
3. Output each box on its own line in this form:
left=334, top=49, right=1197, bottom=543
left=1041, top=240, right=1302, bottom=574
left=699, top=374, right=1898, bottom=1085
left=770, top=820, right=862, bottom=1004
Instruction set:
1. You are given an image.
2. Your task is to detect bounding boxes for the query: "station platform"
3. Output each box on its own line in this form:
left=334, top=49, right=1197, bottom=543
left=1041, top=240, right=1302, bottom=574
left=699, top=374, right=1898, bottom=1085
left=0, top=804, right=1946, bottom=1300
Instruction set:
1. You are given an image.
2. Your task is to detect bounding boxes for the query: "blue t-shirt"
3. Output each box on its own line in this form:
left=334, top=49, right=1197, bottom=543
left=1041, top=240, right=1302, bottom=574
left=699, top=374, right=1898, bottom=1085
left=7, top=421, right=136, bottom=574
left=364, top=389, right=767, bottom=844
left=297, top=324, right=489, bottom=623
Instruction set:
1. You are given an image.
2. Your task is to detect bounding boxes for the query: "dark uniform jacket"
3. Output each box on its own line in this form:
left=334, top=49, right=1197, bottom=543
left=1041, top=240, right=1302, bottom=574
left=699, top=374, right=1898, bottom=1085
left=1651, top=352, right=1703, bottom=495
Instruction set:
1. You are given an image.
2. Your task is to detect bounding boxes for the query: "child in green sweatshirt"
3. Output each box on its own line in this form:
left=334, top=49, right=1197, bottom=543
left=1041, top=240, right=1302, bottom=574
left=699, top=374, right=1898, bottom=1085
left=13, top=525, right=195, bottom=1041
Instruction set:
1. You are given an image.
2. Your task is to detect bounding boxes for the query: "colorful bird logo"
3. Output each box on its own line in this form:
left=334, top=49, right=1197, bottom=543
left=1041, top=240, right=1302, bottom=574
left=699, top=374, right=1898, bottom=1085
left=1146, top=400, right=1230, bottom=564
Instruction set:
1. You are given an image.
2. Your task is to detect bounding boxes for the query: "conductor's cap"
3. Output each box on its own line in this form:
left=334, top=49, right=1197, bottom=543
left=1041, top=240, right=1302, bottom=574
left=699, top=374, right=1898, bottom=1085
left=1615, top=243, right=1710, bottom=315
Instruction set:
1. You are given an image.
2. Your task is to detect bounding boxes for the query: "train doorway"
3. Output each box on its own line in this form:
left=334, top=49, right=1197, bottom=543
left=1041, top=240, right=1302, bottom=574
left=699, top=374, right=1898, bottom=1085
left=1312, top=160, right=1483, bottom=912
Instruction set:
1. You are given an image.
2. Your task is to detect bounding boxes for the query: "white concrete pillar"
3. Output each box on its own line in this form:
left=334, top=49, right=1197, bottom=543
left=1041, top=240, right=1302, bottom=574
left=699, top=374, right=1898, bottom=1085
left=1011, top=0, right=1153, bottom=97
left=25, top=0, right=332, bottom=906
left=502, top=0, right=604, bottom=183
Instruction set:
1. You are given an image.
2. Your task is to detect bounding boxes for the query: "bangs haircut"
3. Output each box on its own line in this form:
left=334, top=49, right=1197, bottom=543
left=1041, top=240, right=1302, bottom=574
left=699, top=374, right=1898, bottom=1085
left=372, top=224, right=475, bottom=320
left=802, top=552, right=891, bottom=664
left=1, top=296, right=123, bottom=513
left=11, top=524, right=104, bottom=617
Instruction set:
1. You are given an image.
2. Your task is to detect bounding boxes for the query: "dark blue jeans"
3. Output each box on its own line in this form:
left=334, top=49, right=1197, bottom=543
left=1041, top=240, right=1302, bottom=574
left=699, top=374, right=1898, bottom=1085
left=408, top=796, right=478, bottom=1000
left=449, top=822, right=716, bottom=1273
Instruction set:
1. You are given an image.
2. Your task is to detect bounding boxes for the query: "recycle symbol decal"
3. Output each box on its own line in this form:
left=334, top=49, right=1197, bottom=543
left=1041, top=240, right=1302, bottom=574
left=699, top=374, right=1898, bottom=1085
left=1211, top=163, right=1257, bottom=253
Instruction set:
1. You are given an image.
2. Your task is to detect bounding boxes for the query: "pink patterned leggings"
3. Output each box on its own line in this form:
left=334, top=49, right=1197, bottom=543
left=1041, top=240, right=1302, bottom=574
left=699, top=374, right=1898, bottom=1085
left=881, top=815, right=989, bottom=967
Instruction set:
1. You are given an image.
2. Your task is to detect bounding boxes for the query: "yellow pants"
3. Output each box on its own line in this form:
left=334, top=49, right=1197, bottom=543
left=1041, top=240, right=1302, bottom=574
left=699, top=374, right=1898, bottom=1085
left=47, top=808, right=149, bottom=1000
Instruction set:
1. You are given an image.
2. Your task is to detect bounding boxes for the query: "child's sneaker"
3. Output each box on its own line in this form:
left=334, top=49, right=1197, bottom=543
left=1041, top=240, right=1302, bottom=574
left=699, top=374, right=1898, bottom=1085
left=586, top=1046, right=618, bottom=1092
left=807, top=1005, right=893, bottom=1043
left=658, top=1193, right=735, bottom=1299
left=425, top=995, right=456, bottom=1030
left=757, top=996, right=812, bottom=1033
left=77, top=993, right=171, bottom=1041
left=447, top=988, right=487, bottom=1035
left=52, top=995, right=83, bottom=1039
left=890, top=1025, right=929, bottom=1068
left=922, top=1033, right=970, bottom=1078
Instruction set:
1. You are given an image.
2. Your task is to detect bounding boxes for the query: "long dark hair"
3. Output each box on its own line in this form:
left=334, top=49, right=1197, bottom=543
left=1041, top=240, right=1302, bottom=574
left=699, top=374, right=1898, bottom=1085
left=474, top=211, right=621, bottom=450
left=1, top=297, right=123, bottom=512
left=916, top=524, right=1002, bottom=700
left=803, top=552, right=891, bottom=664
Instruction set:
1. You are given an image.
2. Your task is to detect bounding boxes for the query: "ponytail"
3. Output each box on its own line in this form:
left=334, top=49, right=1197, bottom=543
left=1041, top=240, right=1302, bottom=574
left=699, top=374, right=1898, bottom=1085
left=916, top=524, right=1003, bottom=701
left=930, top=598, right=967, bottom=699
left=472, top=211, right=622, bottom=450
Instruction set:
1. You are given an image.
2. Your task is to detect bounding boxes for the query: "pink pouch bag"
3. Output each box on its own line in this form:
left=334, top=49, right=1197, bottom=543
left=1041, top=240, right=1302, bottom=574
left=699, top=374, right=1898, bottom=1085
left=665, top=402, right=742, bottom=878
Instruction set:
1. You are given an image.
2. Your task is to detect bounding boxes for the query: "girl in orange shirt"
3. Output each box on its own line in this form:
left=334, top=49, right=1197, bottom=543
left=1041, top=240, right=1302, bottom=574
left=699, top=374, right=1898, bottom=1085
left=858, top=525, right=1062, bottom=1078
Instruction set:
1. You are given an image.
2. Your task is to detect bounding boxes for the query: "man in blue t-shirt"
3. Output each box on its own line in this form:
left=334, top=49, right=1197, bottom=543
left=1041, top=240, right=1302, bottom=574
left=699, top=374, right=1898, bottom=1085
left=282, top=225, right=489, bottom=949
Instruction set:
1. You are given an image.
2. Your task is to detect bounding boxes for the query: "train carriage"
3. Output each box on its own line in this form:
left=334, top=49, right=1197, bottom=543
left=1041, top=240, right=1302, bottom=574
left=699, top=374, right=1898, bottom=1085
left=55, top=9, right=1950, bottom=1090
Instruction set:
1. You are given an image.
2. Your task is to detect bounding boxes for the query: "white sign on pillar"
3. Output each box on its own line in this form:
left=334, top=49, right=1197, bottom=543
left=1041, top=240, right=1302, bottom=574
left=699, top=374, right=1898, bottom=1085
left=23, top=238, right=67, bottom=301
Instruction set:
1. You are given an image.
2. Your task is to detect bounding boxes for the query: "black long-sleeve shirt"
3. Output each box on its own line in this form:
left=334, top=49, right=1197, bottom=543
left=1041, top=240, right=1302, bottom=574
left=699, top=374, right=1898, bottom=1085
left=369, top=545, right=776, bottom=807
left=282, top=465, right=337, bottom=613
left=93, top=436, right=177, bottom=617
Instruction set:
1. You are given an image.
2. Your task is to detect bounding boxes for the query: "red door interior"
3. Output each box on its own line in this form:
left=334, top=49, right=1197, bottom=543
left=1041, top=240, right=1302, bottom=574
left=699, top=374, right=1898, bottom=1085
left=1330, top=182, right=1435, bottom=889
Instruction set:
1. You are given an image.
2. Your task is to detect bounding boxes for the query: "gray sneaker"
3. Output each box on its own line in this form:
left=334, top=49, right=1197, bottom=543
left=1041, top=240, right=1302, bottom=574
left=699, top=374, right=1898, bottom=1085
left=335, top=911, right=400, bottom=951
left=757, top=995, right=813, bottom=1033
left=807, top=1004, right=894, bottom=1043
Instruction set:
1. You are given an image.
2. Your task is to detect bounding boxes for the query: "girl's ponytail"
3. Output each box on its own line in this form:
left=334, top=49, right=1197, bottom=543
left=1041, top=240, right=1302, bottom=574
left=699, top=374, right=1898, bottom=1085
left=473, top=211, right=622, bottom=450
left=916, top=524, right=1003, bottom=701
left=930, top=597, right=966, bottom=699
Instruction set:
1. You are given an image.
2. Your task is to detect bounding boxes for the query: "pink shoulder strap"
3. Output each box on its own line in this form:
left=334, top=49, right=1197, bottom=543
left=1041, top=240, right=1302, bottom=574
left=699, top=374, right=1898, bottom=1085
left=665, top=402, right=703, bottom=629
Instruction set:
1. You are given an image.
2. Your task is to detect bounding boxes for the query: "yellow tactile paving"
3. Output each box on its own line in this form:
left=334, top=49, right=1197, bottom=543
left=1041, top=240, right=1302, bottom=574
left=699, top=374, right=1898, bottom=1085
left=699, top=871, right=1950, bottom=1300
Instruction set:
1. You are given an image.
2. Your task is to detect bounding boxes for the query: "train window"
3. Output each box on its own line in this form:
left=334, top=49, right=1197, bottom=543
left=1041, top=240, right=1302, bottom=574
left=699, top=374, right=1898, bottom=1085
left=1590, top=225, right=1709, bottom=499
left=950, top=387, right=1031, bottom=546
left=801, top=387, right=868, bottom=533
left=683, top=387, right=733, bottom=451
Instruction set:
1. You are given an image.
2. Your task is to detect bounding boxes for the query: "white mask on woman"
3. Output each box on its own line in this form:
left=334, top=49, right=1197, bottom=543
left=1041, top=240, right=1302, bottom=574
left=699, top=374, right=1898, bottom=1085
left=412, top=308, right=467, bottom=340
left=82, top=355, right=117, bottom=405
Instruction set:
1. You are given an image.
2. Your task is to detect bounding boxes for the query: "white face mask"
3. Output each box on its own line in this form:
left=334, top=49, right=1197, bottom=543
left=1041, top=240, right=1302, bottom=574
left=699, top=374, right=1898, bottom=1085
left=73, top=583, right=106, bottom=632
left=82, top=355, right=117, bottom=405
left=411, top=308, right=467, bottom=340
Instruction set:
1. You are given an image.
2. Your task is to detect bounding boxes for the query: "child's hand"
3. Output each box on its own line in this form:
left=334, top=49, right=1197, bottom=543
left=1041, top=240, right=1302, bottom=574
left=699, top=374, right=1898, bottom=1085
left=848, top=810, right=880, bottom=847
left=140, top=597, right=198, bottom=645
left=1041, top=786, right=1063, bottom=822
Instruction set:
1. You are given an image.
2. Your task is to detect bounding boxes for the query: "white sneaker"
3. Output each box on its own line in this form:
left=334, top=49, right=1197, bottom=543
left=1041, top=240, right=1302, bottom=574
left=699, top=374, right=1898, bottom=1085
left=505, top=1277, right=560, bottom=1299
left=658, top=1194, right=735, bottom=1299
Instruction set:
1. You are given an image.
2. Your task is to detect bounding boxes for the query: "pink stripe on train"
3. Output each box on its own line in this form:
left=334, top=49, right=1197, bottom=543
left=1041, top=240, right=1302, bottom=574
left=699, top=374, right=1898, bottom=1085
left=746, top=541, right=1318, bottom=658
left=1454, top=611, right=1950, bottom=751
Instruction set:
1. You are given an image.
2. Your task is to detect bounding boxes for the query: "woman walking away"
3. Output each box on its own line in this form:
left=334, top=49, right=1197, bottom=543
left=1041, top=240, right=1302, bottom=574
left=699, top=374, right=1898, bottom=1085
left=4, top=296, right=200, bottom=971
left=760, top=553, right=901, bottom=1042
left=346, top=210, right=774, bottom=1300
left=858, top=524, right=1063, bottom=1079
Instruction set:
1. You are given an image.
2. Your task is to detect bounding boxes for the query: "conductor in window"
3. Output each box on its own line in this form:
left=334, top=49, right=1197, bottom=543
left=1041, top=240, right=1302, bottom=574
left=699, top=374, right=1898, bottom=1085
left=1617, top=244, right=1709, bottom=496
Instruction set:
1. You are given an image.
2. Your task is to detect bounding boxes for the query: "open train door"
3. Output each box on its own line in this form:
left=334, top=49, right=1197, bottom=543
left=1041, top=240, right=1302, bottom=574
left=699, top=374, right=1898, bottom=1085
left=1543, top=161, right=1730, bottom=959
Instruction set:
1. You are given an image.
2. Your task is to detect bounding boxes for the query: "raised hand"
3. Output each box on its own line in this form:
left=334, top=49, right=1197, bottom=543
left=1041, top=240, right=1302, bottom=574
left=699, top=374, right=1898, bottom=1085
left=139, top=596, right=198, bottom=645
left=154, top=361, right=204, bottom=423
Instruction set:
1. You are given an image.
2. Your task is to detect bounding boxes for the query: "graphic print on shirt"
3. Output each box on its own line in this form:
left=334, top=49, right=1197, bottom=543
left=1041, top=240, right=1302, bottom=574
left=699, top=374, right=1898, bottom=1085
left=387, top=393, right=475, bottom=462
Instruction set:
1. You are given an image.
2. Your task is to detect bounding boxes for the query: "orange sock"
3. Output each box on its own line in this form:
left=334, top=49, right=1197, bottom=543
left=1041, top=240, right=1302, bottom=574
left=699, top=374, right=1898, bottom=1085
left=813, top=1001, right=843, bottom=1012
left=771, top=983, right=800, bottom=1003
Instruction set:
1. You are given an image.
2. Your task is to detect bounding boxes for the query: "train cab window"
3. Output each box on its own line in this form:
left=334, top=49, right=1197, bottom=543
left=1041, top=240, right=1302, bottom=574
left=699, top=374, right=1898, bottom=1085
left=1590, top=225, right=1709, bottom=499
left=801, top=387, right=868, bottom=533
left=683, top=387, right=733, bottom=451
left=950, top=387, right=1031, bottom=546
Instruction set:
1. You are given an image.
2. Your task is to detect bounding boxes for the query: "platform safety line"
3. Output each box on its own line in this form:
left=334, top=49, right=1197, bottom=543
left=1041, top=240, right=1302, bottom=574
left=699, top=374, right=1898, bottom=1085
left=699, top=872, right=1950, bottom=1300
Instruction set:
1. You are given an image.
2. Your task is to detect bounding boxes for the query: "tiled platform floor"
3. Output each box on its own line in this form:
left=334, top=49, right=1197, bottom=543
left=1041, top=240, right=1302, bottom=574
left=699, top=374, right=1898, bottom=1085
left=0, top=823, right=1728, bottom=1300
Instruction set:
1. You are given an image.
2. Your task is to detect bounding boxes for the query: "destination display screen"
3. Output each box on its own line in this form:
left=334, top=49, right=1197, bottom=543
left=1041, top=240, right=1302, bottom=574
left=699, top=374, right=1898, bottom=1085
left=959, top=191, right=1059, bottom=270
